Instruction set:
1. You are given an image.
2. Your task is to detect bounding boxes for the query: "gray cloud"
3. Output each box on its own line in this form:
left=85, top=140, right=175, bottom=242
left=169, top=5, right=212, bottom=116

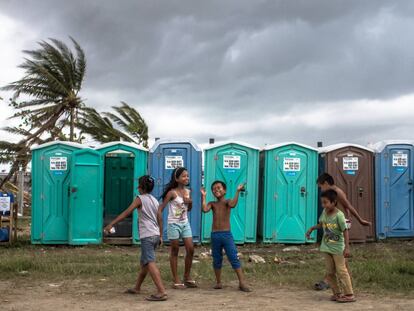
left=1, top=0, right=414, bottom=147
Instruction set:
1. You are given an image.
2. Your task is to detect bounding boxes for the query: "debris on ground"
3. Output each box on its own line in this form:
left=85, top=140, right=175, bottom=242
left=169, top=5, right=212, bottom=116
left=249, top=254, right=266, bottom=264
left=199, top=251, right=211, bottom=259
left=282, top=246, right=301, bottom=252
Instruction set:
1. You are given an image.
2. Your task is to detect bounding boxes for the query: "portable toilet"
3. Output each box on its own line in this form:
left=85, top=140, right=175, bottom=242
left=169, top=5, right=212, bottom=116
left=372, top=140, right=414, bottom=239
left=202, top=141, right=259, bottom=244
left=319, top=143, right=375, bottom=242
left=31, top=141, right=103, bottom=245
left=258, top=142, right=318, bottom=244
left=96, top=142, right=148, bottom=244
left=149, top=139, right=202, bottom=243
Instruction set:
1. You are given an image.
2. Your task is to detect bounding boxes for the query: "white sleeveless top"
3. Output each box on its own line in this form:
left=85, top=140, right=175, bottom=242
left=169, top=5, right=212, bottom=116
left=137, top=194, right=160, bottom=239
left=167, top=190, right=189, bottom=224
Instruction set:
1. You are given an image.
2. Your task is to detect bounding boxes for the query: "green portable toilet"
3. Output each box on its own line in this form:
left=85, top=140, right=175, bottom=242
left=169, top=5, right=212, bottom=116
left=31, top=141, right=103, bottom=245
left=258, top=142, right=318, bottom=244
left=202, top=141, right=259, bottom=244
left=96, top=142, right=148, bottom=244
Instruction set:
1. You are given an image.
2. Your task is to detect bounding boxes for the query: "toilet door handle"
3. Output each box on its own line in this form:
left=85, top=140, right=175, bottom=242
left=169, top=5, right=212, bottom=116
left=300, top=187, right=306, bottom=196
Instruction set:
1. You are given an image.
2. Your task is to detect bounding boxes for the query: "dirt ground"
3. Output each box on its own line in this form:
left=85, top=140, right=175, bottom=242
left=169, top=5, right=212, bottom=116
left=2, top=280, right=413, bottom=311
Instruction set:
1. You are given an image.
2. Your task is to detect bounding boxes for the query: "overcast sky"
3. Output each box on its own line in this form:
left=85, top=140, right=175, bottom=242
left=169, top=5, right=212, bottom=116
left=1, top=0, right=414, bottom=151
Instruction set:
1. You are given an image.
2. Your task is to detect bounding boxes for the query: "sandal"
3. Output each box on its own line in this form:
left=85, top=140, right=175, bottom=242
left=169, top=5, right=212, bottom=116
left=145, top=294, right=168, bottom=301
left=172, top=283, right=186, bottom=289
left=330, top=294, right=342, bottom=301
left=124, top=288, right=140, bottom=295
left=314, top=280, right=330, bottom=291
left=336, top=295, right=356, bottom=303
left=213, top=283, right=223, bottom=289
left=184, top=280, right=198, bottom=288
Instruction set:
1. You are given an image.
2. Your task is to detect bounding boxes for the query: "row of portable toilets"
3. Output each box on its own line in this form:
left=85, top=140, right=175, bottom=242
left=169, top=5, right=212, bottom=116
left=30, top=139, right=414, bottom=245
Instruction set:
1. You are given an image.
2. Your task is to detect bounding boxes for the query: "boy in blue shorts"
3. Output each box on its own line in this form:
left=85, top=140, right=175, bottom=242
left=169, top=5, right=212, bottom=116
left=201, top=181, right=251, bottom=292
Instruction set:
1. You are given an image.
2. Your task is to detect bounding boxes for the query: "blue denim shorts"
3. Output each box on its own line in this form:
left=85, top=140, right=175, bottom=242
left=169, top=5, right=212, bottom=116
left=211, top=231, right=241, bottom=270
left=167, top=222, right=192, bottom=240
left=140, top=235, right=160, bottom=266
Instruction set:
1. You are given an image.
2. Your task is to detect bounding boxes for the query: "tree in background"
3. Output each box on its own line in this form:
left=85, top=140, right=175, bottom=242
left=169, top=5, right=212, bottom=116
left=77, top=102, right=149, bottom=147
left=0, top=37, right=149, bottom=190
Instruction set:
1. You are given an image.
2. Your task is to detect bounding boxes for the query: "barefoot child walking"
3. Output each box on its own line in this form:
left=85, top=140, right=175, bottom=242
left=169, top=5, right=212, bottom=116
left=104, top=175, right=167, bottom=302
left=157, top=167, right=197, bottom=289
left=201, top=181, right=251, bottom=292
left=306, top=189, right=356, bottom=303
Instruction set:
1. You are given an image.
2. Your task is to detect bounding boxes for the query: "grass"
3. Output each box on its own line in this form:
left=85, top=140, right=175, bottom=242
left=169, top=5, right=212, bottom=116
left=1, top=239, right=414, bottom=297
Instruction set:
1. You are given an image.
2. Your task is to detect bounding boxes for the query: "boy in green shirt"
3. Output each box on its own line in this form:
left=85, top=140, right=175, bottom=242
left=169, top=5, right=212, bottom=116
left=306, top=189, right=356, bottom=303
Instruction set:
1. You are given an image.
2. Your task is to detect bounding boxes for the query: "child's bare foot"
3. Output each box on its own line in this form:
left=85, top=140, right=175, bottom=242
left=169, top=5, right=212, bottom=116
left=239, top=284, right=251, bottom=292
left=125, top=288, right=140, bottom=295
left=213, top=283, right=223, bottom=289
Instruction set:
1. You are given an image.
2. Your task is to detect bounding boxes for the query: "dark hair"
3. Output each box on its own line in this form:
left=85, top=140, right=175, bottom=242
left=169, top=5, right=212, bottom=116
left=317, top=173, right=334, bottom=185
left=320, top=189, right=338, bottom=204
left=161, top=167, right=188, bottom=199
left=138, top=175, right=155, bottom=193
left=211, top=180, right=226, bottom=191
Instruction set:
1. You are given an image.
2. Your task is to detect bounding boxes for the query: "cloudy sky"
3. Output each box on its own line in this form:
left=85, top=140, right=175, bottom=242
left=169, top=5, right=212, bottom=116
left=1, top=0, right=414, bottom=150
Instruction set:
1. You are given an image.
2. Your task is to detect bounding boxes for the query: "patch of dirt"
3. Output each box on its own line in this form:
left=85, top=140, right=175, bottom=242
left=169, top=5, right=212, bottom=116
left=1, top=281, right=413, bottom=311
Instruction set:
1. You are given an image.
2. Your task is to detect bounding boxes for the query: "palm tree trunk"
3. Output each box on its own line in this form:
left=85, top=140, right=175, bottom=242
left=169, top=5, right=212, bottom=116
left=70, top=107, right=74, bottom=141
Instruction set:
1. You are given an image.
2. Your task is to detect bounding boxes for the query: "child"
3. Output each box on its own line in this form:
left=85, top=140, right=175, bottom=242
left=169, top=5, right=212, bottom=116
left=317, top=173, right=371, bottom=227
left=200, top=181, right=251, bottom=292
left=157, top=167, right=197, bottom=289
left=306, top=189, right=356, bottom=303
left=104, top=175, right=167, bottom=302
left=314, top=173, right=371, bottom=291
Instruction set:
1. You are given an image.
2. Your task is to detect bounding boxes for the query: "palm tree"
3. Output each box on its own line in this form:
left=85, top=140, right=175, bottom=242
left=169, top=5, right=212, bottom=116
left=0, top=37, right=86, bottom=189
left=3, top=37, right=86, bottom=142
left=105, top=102, right=149, bottom=147
left=78, top=103, right=149, bottom=147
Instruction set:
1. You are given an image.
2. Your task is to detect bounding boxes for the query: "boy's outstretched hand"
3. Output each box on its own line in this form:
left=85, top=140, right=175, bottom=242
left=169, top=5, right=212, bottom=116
left=360, top=219, right=372, bottom=227
left=200, top=187, right=206, bottom=197
left=237, top=183, right=246, bottom=192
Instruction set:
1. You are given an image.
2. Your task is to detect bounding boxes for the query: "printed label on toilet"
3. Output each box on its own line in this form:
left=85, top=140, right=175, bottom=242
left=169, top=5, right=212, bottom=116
left=343, top=157, right=358, bottom=171
left=0, top=196, right=11, bottom=213
left=165, top=156, right=184, bottom=169
left=223, top=155, right=241, bottom=169
left=392, top=153, right=408, bottom=167
left=283, top=158, right=300, bottom=171
left=50, top=157, right=67, bottom=171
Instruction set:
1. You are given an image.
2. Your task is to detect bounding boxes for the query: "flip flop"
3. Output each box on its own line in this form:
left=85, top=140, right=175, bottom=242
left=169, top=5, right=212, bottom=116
left=330, top=294, right=342, bottom=301
left=336, top=295, right=356, bottom=303
left=145, top=294, right=168, bottom=301
left=213, top=284, right=223, bottom=289
left=172, top=283, right=186, bottom=289
left=184, top=280, right=198, bottom=288
left=314, top=280, right=330, bottom=291
left=239, top=285, right=252, bottom=292
left=124, top=288, right=140, bottom=295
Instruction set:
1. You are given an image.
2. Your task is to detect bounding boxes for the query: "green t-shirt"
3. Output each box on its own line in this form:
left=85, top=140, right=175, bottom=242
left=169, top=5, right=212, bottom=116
left=319, top=209, right=347, bottom=255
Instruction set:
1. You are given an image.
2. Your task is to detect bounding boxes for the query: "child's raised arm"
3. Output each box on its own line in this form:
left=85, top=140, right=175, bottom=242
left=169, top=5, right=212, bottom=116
left=183, top=189, right=193, bottom=211
left=104, top=197, right=142, bottom=233
left=200, top=187, right=212, bottom=213
left=157, top=191, right=175, bottom=240
left=228, top=183, right=245, bottom=208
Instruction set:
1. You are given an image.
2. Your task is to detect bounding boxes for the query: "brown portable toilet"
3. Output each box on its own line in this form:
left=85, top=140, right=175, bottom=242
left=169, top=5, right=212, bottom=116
left=319, top=143, right=375, bottom=242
